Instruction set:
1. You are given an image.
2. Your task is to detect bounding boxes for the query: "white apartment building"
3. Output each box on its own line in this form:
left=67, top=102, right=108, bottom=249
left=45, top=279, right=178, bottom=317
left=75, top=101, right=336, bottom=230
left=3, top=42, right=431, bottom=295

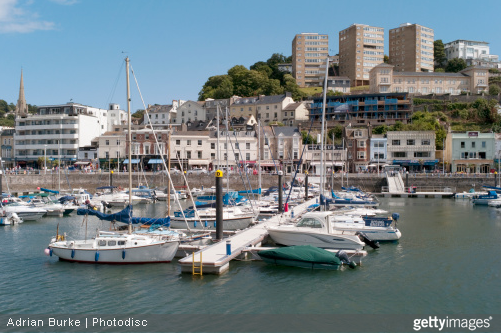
left=107, top=104, right=128, bottom=130
left=444, top=40, right=495, bottom=61
left=386, top=131, right=437, bottom=172
left=14, top=103, right=109, bottom=166
left=173, top=101, right=206, bottom=124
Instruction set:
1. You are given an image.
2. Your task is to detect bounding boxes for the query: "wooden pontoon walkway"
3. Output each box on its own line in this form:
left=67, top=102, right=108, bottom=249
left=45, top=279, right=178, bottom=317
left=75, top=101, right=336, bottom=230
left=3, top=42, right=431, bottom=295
left=178, top=198, right=319, bottom=274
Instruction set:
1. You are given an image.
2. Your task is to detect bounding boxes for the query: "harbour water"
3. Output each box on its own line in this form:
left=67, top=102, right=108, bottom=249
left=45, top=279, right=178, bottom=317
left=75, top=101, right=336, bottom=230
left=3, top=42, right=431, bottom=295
left=0, top=197, right=500, bottom=316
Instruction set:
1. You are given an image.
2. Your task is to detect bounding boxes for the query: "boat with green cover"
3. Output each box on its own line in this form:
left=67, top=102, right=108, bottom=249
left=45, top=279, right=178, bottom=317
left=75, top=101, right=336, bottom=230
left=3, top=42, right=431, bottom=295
left=258, top=245, right=356, bottom=270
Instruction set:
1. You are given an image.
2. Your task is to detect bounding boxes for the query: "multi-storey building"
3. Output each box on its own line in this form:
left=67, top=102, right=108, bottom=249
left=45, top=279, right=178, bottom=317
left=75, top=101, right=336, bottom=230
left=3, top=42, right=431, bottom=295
left=202, top=98, right=233, bottom=121
left=174, top=100, right=206, bottom=124
left=344, top=126, right=371, bottom=172
left=1, top=128, right=15, bottom=169
left=444, top=39, right=500, bottom=69
left=445, top=131, right=495, bottom=174
left=308, top=92, right=412, bottom=126
left=230, top=96, right=258, bottom=119
left=303, top=143, right=346, bottom=176
left=14, top=103, right=109, bottom=168
left=292, top=33, right=329, bottom=87
left=369, top=63, right=489, bottom=95
left=97, top=131, right=126, bottom=170
left=106, top=104, right=128, bottom=130
left=389, top=23, right=434, bottom=72
left=339, top=24, right=384, bottom=86
left=327, top=77, right=351, bottom=93
left=370, top=135, right=387, bottom=168
left=387, top=131, right=437, bottom=172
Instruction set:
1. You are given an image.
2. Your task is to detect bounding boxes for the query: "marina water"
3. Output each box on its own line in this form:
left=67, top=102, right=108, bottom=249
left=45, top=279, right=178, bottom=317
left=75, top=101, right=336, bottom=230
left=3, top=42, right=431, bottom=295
left=0, top=197, right=499, bottom=315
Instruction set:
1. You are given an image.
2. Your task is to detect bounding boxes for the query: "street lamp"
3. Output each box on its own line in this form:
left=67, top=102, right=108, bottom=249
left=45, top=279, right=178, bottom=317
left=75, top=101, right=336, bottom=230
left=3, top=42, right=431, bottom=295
left=44, top=144, right=47, bottom=175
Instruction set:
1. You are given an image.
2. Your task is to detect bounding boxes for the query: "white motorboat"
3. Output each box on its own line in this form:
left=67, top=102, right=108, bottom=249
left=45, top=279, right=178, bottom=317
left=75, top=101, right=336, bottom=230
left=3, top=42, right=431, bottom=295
left=170, top=206, right=255, bottom=230
left=267, top=211, right=382, bottom=250
left=95, top=186, right=148, bottom=207
left=1, top=203, right=46, bottom=221
left=0, top=212, right=23, bottom=225
left=48, top=230, right=179, bottom=264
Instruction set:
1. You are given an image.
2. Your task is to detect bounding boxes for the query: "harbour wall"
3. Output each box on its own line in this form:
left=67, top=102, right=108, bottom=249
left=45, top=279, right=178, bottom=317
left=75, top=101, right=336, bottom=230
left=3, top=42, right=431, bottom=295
left=2, top=172, right=497, bottom=196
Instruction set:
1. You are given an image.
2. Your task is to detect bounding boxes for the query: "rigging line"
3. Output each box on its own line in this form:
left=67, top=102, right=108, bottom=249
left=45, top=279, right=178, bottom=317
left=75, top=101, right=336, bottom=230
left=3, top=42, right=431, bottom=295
left=105, top=60, right=125, bottom=107
left=226, top=132, right=255, bottom=211
left=230, top=131, right=257, bottom=202
left=285, top=117, right=315, bottom=206
left=260, top=124, right=279, bottom=174
left=129, top=65, right=196, bottom=231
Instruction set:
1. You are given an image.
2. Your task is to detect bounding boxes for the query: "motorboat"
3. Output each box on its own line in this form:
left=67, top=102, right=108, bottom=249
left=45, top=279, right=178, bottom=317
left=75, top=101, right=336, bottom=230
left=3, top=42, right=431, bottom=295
left=266, top=211, right=381, bottom=250
left=48, top=230, right=179, bottom=264
left=0, top=212, right=23, bottom=225
left=1, top=202, right=47, bottom=221
left=94, top=186, right=148, bottom=207
left=258, top=246, right=357, bottom=270
left=472, top=190, right=498, bottom=205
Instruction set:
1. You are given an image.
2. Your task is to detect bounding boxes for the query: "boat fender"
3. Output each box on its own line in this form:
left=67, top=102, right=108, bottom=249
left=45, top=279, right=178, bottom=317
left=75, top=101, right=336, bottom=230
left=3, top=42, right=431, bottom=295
left=214, top=221, right=216, bottom=228
left=356, top=232, right=380, bottom=250
left=122, top=249, right=126, bottom=260
left=348, top=261, right=357, bottom=269
left=71, top=249, right=75, bottom=259
left=44, top=248, right=51, bottom=256
left=392, top=213, right=400, bottom=221
left=95, top=251, right=99, bottom=262
left=49, top=248, right=53, bottom=257
left=204, top=221, right=208, bottom=228
left=194, top=221, right=197, bottom=228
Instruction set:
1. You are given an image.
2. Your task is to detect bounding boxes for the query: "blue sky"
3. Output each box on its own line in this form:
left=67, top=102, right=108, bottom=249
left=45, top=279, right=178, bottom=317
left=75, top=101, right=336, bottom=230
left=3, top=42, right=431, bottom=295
left=1, top=0, right=500, bottom=111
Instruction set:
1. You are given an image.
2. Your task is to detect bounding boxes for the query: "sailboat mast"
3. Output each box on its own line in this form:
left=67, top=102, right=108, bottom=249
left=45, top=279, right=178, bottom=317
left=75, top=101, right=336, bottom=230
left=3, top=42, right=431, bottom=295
left=167, top=126, right=171, bottom=216
left=258, top=120, right=261, bottom=200
left=225, top=107, right=229, bottom=193
left=320, top=57, right=329, bottom=206
left=216, top=105, right=220, bottom=170
left=126, top=57, right=132, bottom=234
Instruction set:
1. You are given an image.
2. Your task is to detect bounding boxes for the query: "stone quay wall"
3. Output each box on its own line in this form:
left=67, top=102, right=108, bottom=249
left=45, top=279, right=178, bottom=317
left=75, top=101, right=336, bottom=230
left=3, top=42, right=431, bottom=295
left=2, top=171, right=497, bottom=196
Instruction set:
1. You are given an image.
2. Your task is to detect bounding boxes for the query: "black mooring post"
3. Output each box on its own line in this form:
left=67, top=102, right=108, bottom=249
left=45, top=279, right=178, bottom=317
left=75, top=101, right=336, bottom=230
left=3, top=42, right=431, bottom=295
left=110, top=170, right=113, bottom=187
left=278, top=171, right=283, bottom=213
left=215, top=169, right=223, bottom=240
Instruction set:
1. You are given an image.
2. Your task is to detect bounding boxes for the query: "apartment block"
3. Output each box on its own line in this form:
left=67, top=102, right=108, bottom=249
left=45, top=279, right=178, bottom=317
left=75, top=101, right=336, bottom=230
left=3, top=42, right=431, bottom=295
left=292, top=33, right=329, bottom=88
left=339, top=24, right=384, bottom=86
left=370, top=63, right=489, bottom=95
left=387, top=131, right=437, bottom=172
left=389, top=23, right=434, bottom=72
left=445, top=131, right=495, bottom=174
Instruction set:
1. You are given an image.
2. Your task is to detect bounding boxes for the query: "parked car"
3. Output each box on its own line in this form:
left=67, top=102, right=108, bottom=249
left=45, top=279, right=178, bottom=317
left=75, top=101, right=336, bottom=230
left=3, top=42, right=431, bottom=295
left=187, top=168, right=208, bottom=175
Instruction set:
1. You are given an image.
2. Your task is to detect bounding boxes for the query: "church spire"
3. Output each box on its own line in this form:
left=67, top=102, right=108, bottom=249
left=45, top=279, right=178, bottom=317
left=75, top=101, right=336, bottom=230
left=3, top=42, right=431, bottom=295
left=15, top=69, right=28, bottom=118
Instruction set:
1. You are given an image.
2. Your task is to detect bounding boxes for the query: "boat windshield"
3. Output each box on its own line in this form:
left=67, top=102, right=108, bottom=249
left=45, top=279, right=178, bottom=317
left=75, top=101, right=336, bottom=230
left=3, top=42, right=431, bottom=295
left=296, top=218, right=323, bottom=228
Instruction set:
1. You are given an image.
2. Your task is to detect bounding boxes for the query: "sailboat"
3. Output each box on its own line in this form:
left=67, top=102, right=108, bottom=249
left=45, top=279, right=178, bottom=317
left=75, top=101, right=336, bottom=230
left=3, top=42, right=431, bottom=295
left=47, top=57, right=180, bottom=264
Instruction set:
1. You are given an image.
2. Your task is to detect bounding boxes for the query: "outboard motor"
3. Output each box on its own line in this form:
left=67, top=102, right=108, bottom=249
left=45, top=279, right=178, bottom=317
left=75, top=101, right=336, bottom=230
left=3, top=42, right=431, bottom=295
left=356, top=232, right=380, bottom=249
left=335, top=250, right=357, bottom=269
left=392, top=213, right=400, bottom=221
left=101, top=201, right=112, bottom=209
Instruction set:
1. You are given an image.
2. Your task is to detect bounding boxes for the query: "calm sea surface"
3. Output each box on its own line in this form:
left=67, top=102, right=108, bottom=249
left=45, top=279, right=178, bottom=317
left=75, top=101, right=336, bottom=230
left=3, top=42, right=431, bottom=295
left=0, top=197, right=500, bottom=315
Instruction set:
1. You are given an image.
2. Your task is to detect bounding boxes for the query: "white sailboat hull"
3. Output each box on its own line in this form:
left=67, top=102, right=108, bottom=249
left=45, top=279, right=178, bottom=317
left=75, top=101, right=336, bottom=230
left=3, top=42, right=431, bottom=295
left=50, top=239, right=179, bottom=264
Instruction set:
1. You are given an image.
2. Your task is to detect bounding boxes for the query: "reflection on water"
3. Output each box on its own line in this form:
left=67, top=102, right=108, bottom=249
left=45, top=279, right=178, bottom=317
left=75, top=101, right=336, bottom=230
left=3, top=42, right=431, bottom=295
left=0, top=197, right=500, bottom=315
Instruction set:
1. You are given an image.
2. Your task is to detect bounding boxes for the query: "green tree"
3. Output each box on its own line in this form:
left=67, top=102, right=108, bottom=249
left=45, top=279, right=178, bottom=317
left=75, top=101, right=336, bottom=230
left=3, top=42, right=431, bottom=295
left=435, top=68, right=445, bottom=73
left=301, top=130, right=317, bottom=144
left=434, top=40, right=447, bottom=69
left=283, top=74, right=306, bottom=101
left=249, top=61, right=272, bottom=77
left=328, top=125, right=343, bottom=144
left=489, top=84, right=501, bottom=95
left=132, top=109, right=144, bottom=119
left=383, top=55, right=389, bottom=64
left=372, top=125, right=388, bottom=135
left=198, top=75, right=234, bottom=100
left=445, top=58, right=467, bottom=73
left=0, top=100, right=8, bottom=113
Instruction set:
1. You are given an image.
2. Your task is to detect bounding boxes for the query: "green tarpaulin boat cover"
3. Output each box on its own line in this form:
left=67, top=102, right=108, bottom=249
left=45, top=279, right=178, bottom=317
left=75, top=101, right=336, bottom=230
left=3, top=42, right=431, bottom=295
left=258, top=245, right=342, bottom=265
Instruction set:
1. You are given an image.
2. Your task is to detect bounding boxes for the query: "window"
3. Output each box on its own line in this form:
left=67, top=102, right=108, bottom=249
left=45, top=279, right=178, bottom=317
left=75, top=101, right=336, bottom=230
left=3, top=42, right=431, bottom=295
left=354, top=130, right=362, bottom=137
left=118, top=241, right=125, bottom=245
left=108, top=241, right=116, bottom=246
left=186, top=151, right=191, bottom=159
left=198, top=151, right=202, bottom=158
left=246, top=143, right=250, bottom=149
left=407, top=139, right=415, bottom=145
left=392, top=140, right=400, bottom=146
left=105, top=140, right=110, bottom=146
left=176, top=140, right=180, bottom=145
left=471, top=142, right=476, bottom=148
left=357, top=151, right=366, bottom=159
left=235, top=143, right=239, bottom=149
left=421, top=139, right=430, bottom=145
left=414, top=152, right=431, bottom=158
left=98, top=240, right=106, bottom=246
left=393, top=152, right=406, bottom=158
left=246, top=153, right=250, bottom=161
left=198, top=140, right=202, bottom=146
left=482, top=141, right=486, bottom=148
left=211, top=143, right=215, bottom=149
left=460, top=141, right=465, bottom=148
left=187, top=140, right=191, bottom=146
left=296, top=218, right=323, bottom=228
left=357, top=140, right=365, bottom=148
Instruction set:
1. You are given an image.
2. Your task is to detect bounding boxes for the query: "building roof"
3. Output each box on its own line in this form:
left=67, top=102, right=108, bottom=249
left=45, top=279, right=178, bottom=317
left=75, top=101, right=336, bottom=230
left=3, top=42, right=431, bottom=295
left=393, top=71, right=467, bottom=77
left=255, top=93, right=291, bottom=105
left=147, top=105, right=173, bottom=113
left=283, top=102, right=303, bottom=111
left=272, top=126, right=300, bottom=137
left=232, top=97, right=258, bottom=105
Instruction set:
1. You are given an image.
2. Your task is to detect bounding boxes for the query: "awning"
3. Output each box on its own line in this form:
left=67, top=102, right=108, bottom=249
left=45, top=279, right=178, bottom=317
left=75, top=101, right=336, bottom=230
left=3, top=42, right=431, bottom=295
left=74, top=161, right=91, bottom=165
left=123, top=159, right=140, bottom=164
left=188, top=160, right=210, bottom=165
left=260, top=162, right=278, bottom=167
left=148, top=159, right=164, bottom=164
